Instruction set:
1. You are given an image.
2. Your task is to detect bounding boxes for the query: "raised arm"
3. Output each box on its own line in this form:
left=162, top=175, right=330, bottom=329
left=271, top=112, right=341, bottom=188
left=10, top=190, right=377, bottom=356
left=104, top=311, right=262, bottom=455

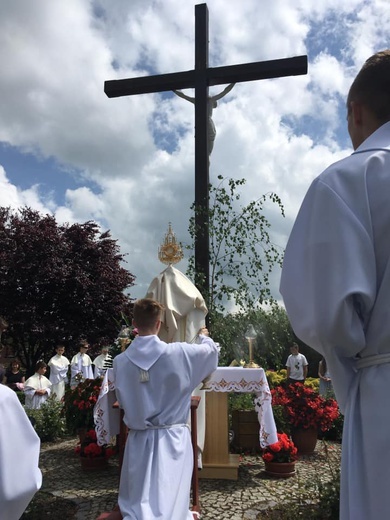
left=211, top=83, right=235, bottom=101
left=173, top=90, right=195, bottom=104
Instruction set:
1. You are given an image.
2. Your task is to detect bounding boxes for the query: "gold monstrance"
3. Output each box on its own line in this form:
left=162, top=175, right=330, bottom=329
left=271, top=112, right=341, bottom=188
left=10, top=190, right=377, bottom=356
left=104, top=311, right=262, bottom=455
left=158, top=223, right=184, bottom=265
left=244, top=324, right=259, bottom=368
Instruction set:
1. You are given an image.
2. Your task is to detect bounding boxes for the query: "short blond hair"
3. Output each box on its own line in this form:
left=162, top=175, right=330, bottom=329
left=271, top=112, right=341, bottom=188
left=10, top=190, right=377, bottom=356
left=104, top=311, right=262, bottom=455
left=133, top=299, right=164, bottom=329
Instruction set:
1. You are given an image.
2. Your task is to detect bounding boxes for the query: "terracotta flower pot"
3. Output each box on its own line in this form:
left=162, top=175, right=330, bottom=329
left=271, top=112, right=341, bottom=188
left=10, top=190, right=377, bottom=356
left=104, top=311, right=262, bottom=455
left=291, top=427, right=317, bottom=455
left=264, top=461, right=296, bottom=478
left=80, top=456, right=108, bottom=472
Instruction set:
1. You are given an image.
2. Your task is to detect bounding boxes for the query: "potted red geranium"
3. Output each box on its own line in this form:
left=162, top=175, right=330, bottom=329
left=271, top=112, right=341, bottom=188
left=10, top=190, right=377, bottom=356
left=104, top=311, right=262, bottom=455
left=63, top=378, right=102, bottom=437
left=271, top=383, right=339, bottom=454
left=262, top=432, right=298, bottom=477
left=75, top=428, right=116, bottom=471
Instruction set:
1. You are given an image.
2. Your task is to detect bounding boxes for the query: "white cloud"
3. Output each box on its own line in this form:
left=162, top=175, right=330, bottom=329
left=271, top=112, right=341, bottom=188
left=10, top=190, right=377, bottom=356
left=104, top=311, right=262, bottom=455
left=0, top=0, right=388, bottom=305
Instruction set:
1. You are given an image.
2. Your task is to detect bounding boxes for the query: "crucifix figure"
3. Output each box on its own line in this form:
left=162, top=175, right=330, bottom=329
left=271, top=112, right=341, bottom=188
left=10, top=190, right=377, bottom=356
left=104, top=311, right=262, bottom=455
left=105, top=3, right=307, bottom=300
left=173, top=83, right=235, bottom=156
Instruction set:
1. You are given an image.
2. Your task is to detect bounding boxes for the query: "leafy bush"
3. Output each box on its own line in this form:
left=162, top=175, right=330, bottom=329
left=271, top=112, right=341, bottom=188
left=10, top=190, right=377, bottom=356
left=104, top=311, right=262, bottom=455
left=228, top=393, right=255, bottom=412
left=321, top=410, right=344, bottom=442
left=305, top=377, right=319, bottom=392
left=265, top=369, right=287, bottom=388
left=271, top=404, right=291, bottom=435
left=25, top=396, right=66, bottom=442
left=15, top=390, right=25, bottom=405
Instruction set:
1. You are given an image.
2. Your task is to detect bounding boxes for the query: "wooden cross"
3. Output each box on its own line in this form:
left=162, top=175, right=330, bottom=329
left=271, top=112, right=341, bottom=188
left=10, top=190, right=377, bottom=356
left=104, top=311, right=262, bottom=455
left=105, top=3, right=307, bottom=300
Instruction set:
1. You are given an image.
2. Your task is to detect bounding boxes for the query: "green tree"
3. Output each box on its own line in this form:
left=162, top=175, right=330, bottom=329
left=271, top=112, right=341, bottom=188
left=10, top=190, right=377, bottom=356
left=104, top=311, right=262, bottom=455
left=0, top=207, right=135, bottom=373
left=187, top=176, right=284, bottom=314
left=210, top=305, right=296, bottom=369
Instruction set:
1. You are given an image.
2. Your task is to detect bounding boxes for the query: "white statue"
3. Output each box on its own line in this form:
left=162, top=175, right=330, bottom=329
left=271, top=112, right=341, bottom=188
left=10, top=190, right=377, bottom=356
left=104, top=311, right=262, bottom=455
left=173, top=83, right=235, bottom=155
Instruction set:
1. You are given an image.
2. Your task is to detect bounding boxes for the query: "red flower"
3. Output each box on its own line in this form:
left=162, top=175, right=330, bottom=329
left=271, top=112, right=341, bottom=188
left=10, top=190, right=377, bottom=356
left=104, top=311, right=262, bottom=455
left=76, top=427, right=115, bottom=459
left=262, top=452, right=274, bottom=462
left=271, top=383, right=339, bottom=432
left=262, top=433, right=298, bottom=463
left=84, top=442, right=103, bottom=458
left=105, top=447, right=116, bottom=459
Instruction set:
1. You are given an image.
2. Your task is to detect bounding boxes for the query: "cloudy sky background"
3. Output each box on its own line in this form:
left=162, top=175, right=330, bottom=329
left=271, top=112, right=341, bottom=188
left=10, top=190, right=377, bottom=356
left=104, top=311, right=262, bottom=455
left=0, top=0, right=389, bottom=307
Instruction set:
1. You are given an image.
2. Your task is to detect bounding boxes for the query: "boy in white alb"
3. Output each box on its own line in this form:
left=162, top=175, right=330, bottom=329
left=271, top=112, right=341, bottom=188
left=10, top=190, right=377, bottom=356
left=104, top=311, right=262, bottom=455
left=285, top=343, right=308, bottom=384
left=70, top=342, right=94, bottom=388
left=114, top=298, right=219, bottom=520
left=93, top=346, right=110, bottom=378
left=24, top=361, right=52, bottom=409
left=48, top=343, right=70, bottom=400
left=0, top=384, right=42, bottom=519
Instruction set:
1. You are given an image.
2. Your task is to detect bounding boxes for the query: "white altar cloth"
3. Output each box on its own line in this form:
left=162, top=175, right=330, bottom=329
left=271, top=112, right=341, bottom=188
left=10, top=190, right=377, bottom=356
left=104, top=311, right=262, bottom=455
left=94, top=369, right=119, bottom=445
left=94, top=366, right=277, bottom=448
left=205, top=367, right=277, bottom=447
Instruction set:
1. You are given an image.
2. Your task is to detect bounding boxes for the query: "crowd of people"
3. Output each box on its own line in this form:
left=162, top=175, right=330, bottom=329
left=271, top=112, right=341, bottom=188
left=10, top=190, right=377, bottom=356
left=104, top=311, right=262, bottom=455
left=0, top=339, right=114, bottom=409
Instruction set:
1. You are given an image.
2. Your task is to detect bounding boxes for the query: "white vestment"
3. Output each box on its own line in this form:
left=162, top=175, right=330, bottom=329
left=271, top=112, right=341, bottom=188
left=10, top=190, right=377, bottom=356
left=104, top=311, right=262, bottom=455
left=24, top=373, right=52, bottom=409
left=146, top=265, right=208, bottom=460
left=0, top=385, right=42, bottom=519
left=93, top=353, right=110, bottom=378
left=48, top=354, right=70, bottom=401
left=280, top=121, right=390, bottom=520
left=70, top=352, right=94, bottom=385
left=113, top=334, right=218, bottom=520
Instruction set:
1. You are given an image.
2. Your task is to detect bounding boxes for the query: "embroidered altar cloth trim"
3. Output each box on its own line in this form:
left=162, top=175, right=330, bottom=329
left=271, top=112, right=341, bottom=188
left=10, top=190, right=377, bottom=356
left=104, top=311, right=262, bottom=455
left=205, top=367, right=267, bottom=393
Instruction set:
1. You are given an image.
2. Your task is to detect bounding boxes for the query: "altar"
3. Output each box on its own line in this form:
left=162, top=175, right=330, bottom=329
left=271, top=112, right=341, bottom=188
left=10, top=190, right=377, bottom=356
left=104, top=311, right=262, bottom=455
left=94, top=366, right=277, bottom=481
left=200, top=366, right=277, bottom=480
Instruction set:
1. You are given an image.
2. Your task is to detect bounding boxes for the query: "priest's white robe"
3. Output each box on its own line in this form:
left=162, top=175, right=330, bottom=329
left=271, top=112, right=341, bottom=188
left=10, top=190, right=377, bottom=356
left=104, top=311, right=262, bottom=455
left=93, top=353, right=110, bottom=378
left=48, top=354, right=70, bottom=401
left=0, top=385, right=42, bottom=519
left=280, top=121, right=390, bottom=520
left=70, top=352, right=94, bottom=386
left=146, top=265, right=208, bottom=463
left=113, top=333, right=218, bottom=520
left=24, top=373, right=52, bottom=409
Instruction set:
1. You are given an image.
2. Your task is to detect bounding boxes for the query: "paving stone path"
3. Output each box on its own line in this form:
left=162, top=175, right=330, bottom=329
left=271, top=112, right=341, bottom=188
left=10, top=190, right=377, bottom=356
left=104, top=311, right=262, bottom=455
left=39, top=437, right=341, bottom=519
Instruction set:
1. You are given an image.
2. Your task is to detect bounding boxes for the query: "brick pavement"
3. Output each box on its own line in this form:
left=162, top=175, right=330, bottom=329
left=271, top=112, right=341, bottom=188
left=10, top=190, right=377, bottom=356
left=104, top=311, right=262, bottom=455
left=39, top=437, right=341, bottom=519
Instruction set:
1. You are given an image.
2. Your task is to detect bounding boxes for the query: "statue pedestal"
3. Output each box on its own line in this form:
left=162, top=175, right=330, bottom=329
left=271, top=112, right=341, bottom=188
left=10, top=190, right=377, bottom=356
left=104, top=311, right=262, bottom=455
left=199, top=367, right=277, bottom=481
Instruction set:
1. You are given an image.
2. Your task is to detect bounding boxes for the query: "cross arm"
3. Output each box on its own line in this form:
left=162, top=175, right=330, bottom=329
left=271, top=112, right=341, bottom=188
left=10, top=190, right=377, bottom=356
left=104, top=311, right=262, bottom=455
left=105, top=70, right=197, bottom=98
left=104, top=55, right=307, bottom=99
left=207, top=55, right=308, bottom=87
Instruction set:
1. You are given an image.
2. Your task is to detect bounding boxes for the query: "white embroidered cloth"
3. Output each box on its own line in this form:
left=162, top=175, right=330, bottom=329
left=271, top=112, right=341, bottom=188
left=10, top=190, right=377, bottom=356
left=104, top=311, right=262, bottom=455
left=94, top=367, right=277, bottom=447
left=205, top=367, right=277, bottom=447
left=94, top=369, right=119, bottom=445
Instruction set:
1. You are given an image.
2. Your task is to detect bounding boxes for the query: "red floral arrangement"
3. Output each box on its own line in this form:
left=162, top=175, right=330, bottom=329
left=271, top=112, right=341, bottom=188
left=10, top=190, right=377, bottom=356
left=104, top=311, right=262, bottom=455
left=261, top=433, right=298, bottom=463
left=271, top=383, right=339, bottom=432
left=64, top=378, right=102, bottom=432
left=75, top=429, right=116, bottom=459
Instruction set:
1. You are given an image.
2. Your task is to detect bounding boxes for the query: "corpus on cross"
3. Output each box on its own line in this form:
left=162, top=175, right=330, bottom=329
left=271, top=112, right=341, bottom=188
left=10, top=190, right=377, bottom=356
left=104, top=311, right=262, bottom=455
left=104, top=3, right=308, bottom=301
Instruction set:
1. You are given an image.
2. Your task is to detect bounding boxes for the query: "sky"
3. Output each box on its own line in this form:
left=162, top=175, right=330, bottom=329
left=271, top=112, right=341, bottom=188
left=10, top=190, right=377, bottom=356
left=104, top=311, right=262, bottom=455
left=0, top=0, right=389, bottom=308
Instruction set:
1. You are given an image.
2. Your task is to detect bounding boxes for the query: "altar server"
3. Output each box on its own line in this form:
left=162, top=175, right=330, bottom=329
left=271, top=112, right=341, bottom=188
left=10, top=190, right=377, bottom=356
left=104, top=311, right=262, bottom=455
left=113, top=298, right=218, bottom=520
left=48, top=343, right=70, bottom=400
left=146, top=264, right=209, bottom=468
left=70, top=341, right=94, bottom=387
left=280, top=50, right=390, bottom=520
left=0, top=384, right=42, bottom=519
left=24, top=361, right=52, bottom=409
left=93, top=346, right=110, bottom=378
